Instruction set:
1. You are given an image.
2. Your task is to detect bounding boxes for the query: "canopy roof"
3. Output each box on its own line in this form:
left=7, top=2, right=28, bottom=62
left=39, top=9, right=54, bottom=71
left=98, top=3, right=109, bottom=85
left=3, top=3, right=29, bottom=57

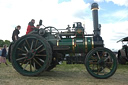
left=117, top=37, right=128, bottom=43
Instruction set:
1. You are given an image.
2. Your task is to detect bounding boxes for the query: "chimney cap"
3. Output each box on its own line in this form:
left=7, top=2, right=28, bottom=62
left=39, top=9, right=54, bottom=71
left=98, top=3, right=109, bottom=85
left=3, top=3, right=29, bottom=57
left=91, top=3, right=99, bottom=10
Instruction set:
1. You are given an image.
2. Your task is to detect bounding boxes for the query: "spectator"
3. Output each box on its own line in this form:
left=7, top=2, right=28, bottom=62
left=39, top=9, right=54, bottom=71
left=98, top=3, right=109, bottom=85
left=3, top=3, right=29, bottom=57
left=12, top=25, right=21, bottom=41
left=0, top=47, right=2, bottom=64
left=36, top=24, right=40, bottom=29
left=26, top=19, right=35, bottom=34
left=0, top=45, right=8, bottom=66
left=0, top=47, right=2, bottom=56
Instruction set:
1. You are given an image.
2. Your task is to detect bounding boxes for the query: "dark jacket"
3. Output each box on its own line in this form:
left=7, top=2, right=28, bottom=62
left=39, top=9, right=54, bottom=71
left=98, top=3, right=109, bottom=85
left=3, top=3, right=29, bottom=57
left=12, top=29, right=20, bottom=41
left=1, top=48, right=7, bottom=57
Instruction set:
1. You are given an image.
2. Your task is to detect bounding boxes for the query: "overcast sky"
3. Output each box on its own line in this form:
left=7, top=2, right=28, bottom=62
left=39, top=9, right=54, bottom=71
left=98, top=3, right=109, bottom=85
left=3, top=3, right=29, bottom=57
left=0, top=0, right=128, bottom=51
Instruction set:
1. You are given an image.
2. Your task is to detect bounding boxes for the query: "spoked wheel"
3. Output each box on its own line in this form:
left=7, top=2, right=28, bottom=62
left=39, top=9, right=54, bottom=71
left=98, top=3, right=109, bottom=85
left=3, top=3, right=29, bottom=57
left=85, top=47, right=117, bottom=79
left=11, top=34, right=52, bottom=76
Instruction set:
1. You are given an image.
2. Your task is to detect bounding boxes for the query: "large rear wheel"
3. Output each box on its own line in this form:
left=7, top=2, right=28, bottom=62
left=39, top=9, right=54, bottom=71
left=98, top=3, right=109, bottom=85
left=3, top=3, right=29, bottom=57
left=11, top=34, right=52, bottom=76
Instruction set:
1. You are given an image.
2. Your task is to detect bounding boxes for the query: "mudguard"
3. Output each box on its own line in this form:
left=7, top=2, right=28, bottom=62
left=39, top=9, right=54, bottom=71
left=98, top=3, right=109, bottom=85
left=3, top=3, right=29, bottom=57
left=7, top=42, right=15, bottom=62
left=118, top=49, right=127, bottom=64
left=118, top=49, right=126, bottom=58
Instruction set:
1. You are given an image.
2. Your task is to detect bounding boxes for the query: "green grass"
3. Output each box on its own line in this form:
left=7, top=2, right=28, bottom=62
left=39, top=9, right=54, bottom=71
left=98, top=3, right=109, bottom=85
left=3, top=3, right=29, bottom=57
left=0, top=61, right=128, bottom=85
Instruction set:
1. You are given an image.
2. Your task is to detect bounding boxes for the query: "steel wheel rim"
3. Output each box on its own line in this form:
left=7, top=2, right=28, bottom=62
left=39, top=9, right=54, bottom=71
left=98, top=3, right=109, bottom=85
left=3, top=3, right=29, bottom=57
left=86, top=48, right=117, bottom=78
left=12, top=35, right=50, bottom=75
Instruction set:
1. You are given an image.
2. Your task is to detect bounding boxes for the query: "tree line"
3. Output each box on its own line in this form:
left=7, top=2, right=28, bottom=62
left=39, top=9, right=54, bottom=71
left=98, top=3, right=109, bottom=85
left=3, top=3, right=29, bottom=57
left=0, top=39, right=11, bottom=47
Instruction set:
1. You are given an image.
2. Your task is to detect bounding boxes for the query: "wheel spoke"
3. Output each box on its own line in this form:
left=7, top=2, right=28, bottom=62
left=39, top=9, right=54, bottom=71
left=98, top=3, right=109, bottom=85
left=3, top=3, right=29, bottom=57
left=33, top=58, right=42, bottom=67
left=31, top=40, right=34, bottom=50
left=23, top=61, right=29, bottom=70
left=36, top=45, right=43, bottom=51
left=30, top=60, right=32, bottom=71
left=17, top=48, right=26, bottom=53
left=36, top=45, right=43, bottom=50
left=104, top=57, right=109, bottom=61
left=18, top=53, right=27, bottom=56
left=16, top=57, right=26, bottom=61
left=33, top=62, right=36, bottom=70
left=20, top=59, right=27, bottom=66
left=97, top=64, right=99, bottom=75
left=35, top=54, right=46, bottom=57
left=24, top=46, right=29, bottom=52
left=35, top=40, right=38, bottom=49
left=103, top=67, right=105, bottom=74
left=105, top=61, right=113, bottom=70
left=26, top=40, right=30, bottom=49
left=102, top=52, right=106, bottom=58
left=92, top=64, right=95, bottom=70
left=101, top=67, right=105, bottom=75
left=96, top=52, right=100, bottom=59
left=37, top=48, right=45, bottom=53
left=91, top=56, right=98, bottom=60
left=36, top=57, right=45, bottom=63
left=89, top=61, right=97, bottom=64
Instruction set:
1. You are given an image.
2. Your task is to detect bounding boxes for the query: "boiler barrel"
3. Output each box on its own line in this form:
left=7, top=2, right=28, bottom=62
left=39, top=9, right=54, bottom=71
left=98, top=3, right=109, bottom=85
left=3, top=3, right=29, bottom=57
left=56, top=37, right=96, bottom=53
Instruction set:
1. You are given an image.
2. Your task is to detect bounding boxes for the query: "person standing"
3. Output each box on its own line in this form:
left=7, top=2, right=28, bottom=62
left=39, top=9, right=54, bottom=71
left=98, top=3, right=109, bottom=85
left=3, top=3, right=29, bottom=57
left=0, top=47, right=2, bottom=64
left=12, top=25, right=21, bottom=41
left=26, top=19, right=35, bottom=34
left=0, top=45, right=8, bottom=66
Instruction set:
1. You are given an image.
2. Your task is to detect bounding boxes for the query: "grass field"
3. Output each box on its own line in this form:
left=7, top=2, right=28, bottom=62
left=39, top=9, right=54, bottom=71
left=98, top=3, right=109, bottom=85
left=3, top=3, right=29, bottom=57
left=0, top=61, right=128, bottom=85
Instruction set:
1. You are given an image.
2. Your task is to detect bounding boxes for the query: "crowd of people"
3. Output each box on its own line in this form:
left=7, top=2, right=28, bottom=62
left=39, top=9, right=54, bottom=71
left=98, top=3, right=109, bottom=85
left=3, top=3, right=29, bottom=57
left=0, top=19, right=39, bottom=66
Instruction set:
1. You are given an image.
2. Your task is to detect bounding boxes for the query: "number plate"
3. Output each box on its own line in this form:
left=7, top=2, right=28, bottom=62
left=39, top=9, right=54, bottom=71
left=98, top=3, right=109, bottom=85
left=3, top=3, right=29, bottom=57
left=76, top=40, right=83, bottom=43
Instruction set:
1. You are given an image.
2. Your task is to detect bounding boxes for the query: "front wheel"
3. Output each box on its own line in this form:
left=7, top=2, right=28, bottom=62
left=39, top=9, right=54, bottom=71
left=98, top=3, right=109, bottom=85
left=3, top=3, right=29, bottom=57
left=85, top=47, right=117, bottom=79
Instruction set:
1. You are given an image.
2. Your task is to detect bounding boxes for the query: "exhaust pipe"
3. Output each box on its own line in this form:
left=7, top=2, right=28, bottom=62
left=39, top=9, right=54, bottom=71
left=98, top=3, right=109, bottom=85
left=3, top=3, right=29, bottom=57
left=91, top=3, right=101, bottom=36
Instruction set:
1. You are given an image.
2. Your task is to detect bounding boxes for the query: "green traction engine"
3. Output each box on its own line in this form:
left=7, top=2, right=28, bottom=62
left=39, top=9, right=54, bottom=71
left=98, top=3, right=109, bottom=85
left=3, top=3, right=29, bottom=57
left=8, top=3, right=117, bottom=79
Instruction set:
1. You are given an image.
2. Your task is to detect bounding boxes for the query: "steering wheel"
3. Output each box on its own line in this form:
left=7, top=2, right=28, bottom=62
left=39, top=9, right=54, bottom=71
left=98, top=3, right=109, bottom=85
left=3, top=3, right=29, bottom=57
left=44, top=26, right=59, bottom=33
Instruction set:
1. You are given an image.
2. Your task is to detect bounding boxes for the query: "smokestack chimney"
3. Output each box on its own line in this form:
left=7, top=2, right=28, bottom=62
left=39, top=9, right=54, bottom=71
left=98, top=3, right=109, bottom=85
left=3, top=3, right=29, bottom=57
left=91, top=3, right=100, bottom=36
